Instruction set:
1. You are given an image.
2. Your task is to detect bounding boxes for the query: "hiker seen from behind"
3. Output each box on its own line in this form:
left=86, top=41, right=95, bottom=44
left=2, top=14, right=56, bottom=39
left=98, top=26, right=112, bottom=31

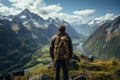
left=49, top=25, right=73, bottom=80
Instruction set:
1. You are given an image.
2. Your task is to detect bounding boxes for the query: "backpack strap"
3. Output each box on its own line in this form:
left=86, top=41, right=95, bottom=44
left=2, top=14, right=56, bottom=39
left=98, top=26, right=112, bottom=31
left=54, top=35, right=61, bottom=48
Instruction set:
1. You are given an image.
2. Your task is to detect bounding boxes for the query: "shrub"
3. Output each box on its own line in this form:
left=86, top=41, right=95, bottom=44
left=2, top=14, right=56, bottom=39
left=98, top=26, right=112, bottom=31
left=110, top=56, right=118, bottom=66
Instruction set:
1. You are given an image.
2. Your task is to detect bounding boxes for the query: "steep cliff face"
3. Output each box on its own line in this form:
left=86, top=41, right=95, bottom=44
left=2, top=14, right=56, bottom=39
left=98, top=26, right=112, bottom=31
left=0, top=19, right=21, bottom=54
left=83, top=16, right=120, bottom=60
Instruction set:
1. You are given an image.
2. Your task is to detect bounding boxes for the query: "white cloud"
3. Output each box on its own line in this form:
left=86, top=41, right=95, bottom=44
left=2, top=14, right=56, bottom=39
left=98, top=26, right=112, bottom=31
left=0, top=0, right=91, bottom=23
left=32, top=4, right=63, bottom=19
left=0, top=0, right=119, bottom=25
left=57, top=13, right=82, bottom=23
left=88, top=20, right=95, bottom=26
left=6, top=0, right=63, bottom=19
left=9, top=0, right=45, bottom=10
left=5, top=0, right=78, bottom=23
left=0, top=3, right=9, bottom=13
left=0, top=3, right=20, bottom=15
left=88, top=13, right=119, bottom=26
left=0, top=3, right=3, bottom=6
left=95, top=13, right=116, bottom=21
left=73, top=9, right=96, bottom=16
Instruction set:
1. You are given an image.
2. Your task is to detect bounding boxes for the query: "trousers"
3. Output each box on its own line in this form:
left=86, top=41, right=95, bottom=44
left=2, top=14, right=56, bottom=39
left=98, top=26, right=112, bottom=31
left=54, top=59, right=69, bottom=80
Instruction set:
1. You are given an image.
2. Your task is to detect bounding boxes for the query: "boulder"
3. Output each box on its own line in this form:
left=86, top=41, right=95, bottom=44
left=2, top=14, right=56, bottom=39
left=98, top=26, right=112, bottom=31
left=80, top=54, right=94, bottom=62
left=69, top=60, right=79, bottom=70
left=40, top=73, right=49, bottom=80
left=72, top=54, right=80, bottom=62
left=114, top=70, right=120, bottom=76
left=12, top=70, right=25, bottom=76
left=72, top=75, right=86, bottom=80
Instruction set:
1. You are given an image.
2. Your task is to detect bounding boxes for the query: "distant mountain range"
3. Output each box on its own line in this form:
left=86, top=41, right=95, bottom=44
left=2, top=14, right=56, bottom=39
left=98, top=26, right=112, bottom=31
left=83, top=16, right=120, bottom=60
left=0, top=9, right=80, bottom=74
left=72, top=18, right=112, bottom=37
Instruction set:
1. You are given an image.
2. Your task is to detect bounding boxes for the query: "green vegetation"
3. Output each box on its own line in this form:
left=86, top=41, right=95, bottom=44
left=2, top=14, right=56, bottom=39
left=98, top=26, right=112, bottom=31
left=12, top=42, right=120, bottom=80
left=83, top=22, right=120, bottom=60
left=13, top=58, right=120, bottom=80
left=24, top=39, right=82, bottom=71
left=23, top=45, right=51, bottom=71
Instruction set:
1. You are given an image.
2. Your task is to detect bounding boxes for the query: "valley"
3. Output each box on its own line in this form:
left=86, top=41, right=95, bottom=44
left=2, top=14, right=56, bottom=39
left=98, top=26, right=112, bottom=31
left=0, top=8, right=120, bottom=80
left=24, top=39, right=82, bottom=71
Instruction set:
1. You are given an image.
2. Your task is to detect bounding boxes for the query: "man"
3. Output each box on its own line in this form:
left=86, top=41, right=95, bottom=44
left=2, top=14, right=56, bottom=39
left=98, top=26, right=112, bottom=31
left=49, top=25, right=73, bottom=80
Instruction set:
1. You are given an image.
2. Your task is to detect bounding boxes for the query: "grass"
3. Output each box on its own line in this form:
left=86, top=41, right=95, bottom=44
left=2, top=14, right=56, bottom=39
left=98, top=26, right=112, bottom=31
left=12, top=42, right=120, bottom=80
left=13, top=58, right=120, bottom=80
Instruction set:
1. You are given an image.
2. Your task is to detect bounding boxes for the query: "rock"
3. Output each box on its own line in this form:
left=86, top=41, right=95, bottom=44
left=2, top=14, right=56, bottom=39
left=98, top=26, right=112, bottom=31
left=29, top=75, right=40, bottom=80
left=80, top=54, right=86, bottom=59
left=73, top=75, right=86, bottom=80
left=0, top=71, right=25, bottom=80
left=88, top=55, right=94, bottom=62
left=29, top=73, right=49, bottom=80
left=69, top=60, right=79, bottom=70
left=12, top=70, right=25, bottom=76
left=72, top=54, right=80, bottom=62
left=3, top=74, right=12, bottom=80
left=47, top=62, right=54, bottom=69
left=80, top=54, right=94, bottom=62
left=40, top=73, right=49, bottom=80
left=71, top=74, right=78, bottom=79
left=71, top=72, right=79, bottom=80
left=114, top=70, right=120, bottom=76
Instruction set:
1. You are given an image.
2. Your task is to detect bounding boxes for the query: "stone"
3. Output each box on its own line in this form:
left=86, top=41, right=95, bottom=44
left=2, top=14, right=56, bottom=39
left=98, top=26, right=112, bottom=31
left=69, top=60, right=79, bottom=70
left=40, top=73, right=49, bottom=80
left=72, top=54, right=80, bottom=62
left=73, top=75, right=86, bottom=80
left=114, top=70, right=120, bottom=76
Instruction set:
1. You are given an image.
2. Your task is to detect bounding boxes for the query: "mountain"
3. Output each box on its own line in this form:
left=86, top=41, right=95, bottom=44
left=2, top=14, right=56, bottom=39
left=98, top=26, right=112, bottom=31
left=71, top=19, right=112, bottom=37
left=83, top=16, right=120, bottom=60
left=45, top=17, right=81, bottom=38
left=0, top=18, right=48, bottom=74
left=0, top=19, right=21, bottom=54
left=72, top=23, right=98, bottom=37
left=0, top=9, right=80, bottom=74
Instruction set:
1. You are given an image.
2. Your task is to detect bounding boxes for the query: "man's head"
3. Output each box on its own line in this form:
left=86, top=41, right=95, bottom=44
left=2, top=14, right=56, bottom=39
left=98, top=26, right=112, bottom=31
left=58, top=25, right=66, bottom=32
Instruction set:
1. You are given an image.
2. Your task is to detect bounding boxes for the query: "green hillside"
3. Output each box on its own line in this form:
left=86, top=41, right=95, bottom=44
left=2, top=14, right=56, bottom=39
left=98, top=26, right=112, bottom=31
left=83, top=16, right=120, bottom=60
left=13, top=56, right=120, bottom=80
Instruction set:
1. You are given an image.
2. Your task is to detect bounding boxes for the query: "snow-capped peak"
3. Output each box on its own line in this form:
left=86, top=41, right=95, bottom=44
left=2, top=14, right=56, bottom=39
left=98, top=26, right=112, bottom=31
left=20, top=15, right=26, bottom=19
left=21, top=8, right=31, bottom=15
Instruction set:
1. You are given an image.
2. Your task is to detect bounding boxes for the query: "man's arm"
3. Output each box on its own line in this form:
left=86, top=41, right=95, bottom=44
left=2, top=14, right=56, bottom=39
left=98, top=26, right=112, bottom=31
left=49, top=36, right=55, bottom=60
left=68, top=36, right=73, bottom=59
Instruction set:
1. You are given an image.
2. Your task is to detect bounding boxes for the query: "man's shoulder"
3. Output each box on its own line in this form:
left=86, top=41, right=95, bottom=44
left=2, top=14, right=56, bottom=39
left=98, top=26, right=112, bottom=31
left=51, top=32, right=71, bottom=39
left=51, top=34, right=58, bottom=40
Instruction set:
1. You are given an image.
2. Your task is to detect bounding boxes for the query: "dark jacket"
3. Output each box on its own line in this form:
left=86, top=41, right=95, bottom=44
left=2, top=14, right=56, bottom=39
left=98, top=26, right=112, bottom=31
left=49, top=31, right=73, bottom=60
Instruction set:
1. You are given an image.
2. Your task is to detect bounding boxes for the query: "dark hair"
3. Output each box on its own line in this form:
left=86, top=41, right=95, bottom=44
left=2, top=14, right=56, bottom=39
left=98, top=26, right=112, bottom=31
left=58, top=25, right=66, bottom=32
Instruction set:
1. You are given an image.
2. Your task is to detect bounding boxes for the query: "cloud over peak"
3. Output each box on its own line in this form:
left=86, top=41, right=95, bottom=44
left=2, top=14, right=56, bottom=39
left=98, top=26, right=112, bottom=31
left=95, top=13, right=116, bottom=21
left=1, top=0, right=63, bottom=18
left=73, top=9, right=96, bottom=16
left=0, top=0, right=119, bottom=25
left=0, top=0, right=82, bottom=23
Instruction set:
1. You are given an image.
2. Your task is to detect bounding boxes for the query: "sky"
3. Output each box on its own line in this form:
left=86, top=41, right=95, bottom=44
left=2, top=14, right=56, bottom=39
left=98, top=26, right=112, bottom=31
left=0, top=0, right=120, bottom=24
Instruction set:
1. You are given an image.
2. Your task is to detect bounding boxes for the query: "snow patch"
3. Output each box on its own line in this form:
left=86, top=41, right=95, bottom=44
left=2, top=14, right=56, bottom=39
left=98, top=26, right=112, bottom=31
left=32, top=34, right=38, bottom=39
left=23, top=21, right=33, bottom=30
left=8, top=18, right=12, bottom=21
left=20, top=15, right=26, bottom=19
left=23, top=21, right=28, bottom=25
left=32, top=19, right=48, bottom=28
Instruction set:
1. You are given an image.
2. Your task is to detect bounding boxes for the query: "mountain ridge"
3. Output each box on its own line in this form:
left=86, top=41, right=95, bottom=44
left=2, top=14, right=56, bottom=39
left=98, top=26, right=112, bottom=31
left=0, top=8, right=80, bottom=74
left=83, top=16, right=120, bottom=60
